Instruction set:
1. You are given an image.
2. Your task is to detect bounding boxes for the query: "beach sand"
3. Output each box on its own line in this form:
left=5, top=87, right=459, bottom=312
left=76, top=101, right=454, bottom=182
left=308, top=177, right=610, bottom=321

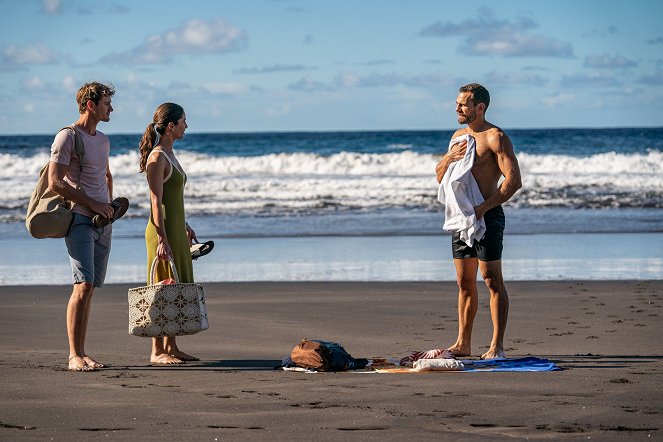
left=0, top=281, right=661, bottom=440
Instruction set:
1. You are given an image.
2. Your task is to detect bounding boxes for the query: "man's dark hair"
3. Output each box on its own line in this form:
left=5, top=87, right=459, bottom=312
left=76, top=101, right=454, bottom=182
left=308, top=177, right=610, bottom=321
left=76, top=82, right=115, bottom=114
left=459, top=83, right=490, bottom=111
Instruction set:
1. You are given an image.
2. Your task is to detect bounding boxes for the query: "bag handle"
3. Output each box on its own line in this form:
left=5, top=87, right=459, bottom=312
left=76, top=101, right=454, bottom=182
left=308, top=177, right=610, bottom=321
left=149, top=257, right=180, bottom=285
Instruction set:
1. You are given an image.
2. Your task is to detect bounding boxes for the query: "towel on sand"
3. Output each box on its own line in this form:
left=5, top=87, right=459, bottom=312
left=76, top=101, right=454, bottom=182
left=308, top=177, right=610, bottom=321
left=371, top=357, right=560, bottom=373
left=461, top=357, right=560, bottom=372
left=413, top=358, right=465, bottom=371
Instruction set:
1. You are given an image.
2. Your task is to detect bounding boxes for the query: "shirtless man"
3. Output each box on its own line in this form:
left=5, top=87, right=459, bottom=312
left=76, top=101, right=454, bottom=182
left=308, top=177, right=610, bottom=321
left=435, top=83, right=522, bottom=359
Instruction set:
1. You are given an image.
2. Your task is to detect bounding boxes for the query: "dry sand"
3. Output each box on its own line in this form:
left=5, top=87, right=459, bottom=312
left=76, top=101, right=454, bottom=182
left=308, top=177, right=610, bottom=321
left=0, top=281, right=661, bottom=440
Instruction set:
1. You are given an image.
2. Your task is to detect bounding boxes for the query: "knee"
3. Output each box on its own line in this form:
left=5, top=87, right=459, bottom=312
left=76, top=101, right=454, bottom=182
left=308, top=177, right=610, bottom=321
left=456, top=279, right=475, bottom=297
left=73, top=282, right=94, bottom=299
left=483, top=276, right=504, bottom=295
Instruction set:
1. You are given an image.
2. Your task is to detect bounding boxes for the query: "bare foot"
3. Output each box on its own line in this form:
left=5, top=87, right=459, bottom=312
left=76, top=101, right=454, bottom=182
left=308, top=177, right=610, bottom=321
left=480, top=347, right=506, bottom=360
left=83, top=355, right=105, bottom=369
left=170, top=350, right=199, bottom=362
left=68, top=356, right=94, bottom=372
left=446, top=344, right=471, bottom=358
left=150, top=354, right=183, bottom=365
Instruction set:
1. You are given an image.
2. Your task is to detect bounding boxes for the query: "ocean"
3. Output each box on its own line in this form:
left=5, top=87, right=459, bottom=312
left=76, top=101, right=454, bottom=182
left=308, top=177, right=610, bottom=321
left=1, top=128, right=662, bottom=284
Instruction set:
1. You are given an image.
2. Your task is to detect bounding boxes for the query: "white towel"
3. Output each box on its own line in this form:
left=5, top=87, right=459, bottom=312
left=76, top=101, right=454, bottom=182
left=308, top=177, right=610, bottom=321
left=437, top=134, right=486, bottom=246
left=413, top=358, right=465, bottom=371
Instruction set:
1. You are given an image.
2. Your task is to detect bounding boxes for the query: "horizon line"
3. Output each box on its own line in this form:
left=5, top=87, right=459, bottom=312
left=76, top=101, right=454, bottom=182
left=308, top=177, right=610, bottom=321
left=2, top=125, right=663, bottom=137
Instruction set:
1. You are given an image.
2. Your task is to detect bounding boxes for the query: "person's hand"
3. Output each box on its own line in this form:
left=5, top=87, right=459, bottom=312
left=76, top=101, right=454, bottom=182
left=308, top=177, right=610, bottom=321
left=436, top=140, right=468, bottom=183
left=157, top=237, right=172, bottom=261
left=89, top=200, right=114, bottom=219
left=447, top=139, right=467, bottom=162
left=185, top=223, right=197, bottom=246
left=474, top=204, right=487, bottom=221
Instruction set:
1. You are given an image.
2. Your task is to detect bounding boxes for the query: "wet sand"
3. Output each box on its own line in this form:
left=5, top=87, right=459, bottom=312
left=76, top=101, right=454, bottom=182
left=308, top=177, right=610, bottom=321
left=0, top=281, right=661, bottom=440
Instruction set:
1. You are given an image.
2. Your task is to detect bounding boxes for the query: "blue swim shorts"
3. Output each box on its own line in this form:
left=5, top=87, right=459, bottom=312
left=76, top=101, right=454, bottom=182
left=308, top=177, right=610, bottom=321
left=65, top=213, right=112, bottom=287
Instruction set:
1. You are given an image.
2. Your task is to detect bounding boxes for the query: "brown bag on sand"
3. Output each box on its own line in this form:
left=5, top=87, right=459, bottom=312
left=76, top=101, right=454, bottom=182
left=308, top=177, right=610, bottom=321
left=291, top=339, right=329, bottom=371
left=289, top=339, right=369, bottom=371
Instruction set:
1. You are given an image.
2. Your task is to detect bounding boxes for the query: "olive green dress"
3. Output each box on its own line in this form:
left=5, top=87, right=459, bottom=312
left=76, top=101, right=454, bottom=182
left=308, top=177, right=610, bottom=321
left=145, top=150, right=194, bottom=284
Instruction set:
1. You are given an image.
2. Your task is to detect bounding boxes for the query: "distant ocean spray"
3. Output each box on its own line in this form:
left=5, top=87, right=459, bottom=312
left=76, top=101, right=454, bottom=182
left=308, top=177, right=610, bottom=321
left=1, top=128, right=661, bottom=235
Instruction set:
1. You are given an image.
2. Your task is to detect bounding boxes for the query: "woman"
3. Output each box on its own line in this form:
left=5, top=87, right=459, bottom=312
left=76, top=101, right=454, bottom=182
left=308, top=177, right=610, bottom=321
left=139, top=102, right=198, bottom=364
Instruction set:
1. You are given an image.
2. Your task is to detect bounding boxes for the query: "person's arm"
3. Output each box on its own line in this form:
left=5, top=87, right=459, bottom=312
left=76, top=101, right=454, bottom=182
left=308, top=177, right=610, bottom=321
left=48, top=162, right=114, bottom=218
left=106, top=162, right=113, bottom=199
left=474, top=132, right=522, bottom=219
left=146, top=154, right=173, bottom=260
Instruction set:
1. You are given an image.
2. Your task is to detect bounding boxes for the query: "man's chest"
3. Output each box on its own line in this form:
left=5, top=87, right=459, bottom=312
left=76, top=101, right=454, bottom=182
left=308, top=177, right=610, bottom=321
left=472, top=141, right=494, bottom=166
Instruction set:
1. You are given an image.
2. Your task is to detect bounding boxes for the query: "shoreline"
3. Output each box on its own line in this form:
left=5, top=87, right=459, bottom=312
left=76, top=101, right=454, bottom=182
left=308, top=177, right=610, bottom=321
left=1, top=280, right=661, bottom=440
left=1, top=231, right=662, bottom=285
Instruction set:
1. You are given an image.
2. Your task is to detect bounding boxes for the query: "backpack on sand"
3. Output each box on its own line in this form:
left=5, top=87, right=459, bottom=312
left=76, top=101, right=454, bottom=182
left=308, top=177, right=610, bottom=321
left=290, top=339, right=369, bottom=371
left=25, top=126, right=84, bottom=239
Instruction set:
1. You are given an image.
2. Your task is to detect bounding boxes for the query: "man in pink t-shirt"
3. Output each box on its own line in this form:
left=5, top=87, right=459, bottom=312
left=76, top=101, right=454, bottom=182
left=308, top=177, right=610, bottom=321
left=48, top=82, right=116, bottom=372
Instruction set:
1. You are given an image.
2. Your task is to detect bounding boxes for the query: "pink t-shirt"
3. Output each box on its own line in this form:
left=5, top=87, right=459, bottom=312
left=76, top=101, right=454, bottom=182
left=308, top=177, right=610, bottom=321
left=50, top=127, right=111, bottom=217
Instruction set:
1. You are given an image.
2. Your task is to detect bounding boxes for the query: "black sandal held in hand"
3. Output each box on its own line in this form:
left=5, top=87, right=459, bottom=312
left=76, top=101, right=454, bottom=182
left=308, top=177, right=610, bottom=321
left=190, top=240, right=214, bottom=260
left=93, top=197, right=129, bottom=229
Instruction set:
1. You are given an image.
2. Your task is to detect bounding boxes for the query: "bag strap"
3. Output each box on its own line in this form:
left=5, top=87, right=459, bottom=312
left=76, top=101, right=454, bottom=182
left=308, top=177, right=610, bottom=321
left=149, top=257, right=180, bottom=285
left=58, top=125, right=85, bottom=189
left=59, top=125, right=85, bottom=165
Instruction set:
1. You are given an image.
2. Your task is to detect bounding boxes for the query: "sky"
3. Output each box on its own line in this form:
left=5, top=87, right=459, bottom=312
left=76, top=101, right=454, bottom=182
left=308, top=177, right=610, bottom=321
left=1, top=0, right=662, bottom=135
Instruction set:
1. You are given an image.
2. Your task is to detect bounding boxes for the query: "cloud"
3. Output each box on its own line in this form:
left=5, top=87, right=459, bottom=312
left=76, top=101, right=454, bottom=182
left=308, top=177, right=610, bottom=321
left=266, top=103, right=291, bottom=116
left=288, top=76, right=335, bottom=92
left=419, top=10, right=573, bottom=58
left=484, top=70, right=547, bottom=87
left=363, top=59, right=395, bottom=66
left=461, top=33, right=573, bottom=58
left=233, top=64, right=314, bottom=74
left=78, top=3, right=129, bottom=15
left=168, top=81, right=194, bottom=92
left=23, top=76, right=46, bottom=91
left=334, top=71, right=458, bottom=89
left=108, top=3, right=130, bottom=14
left=561, top=72, right=621, bottom=88
left=3, top=42, right=60, bottom=65
left=100, top=18, right=248, bottom=65
left=584, top=54, right=637, bottom=69
left=542, top=93, right=574, bottom=106
left=583, top=25, right=619, bottom=37
left=62, top=76, right=77, bottom=91
left=202, top=82, right=252, bottom=96
left=41, top=0, right=61, bottom=15
left=289, top=71, right=460, bottom=92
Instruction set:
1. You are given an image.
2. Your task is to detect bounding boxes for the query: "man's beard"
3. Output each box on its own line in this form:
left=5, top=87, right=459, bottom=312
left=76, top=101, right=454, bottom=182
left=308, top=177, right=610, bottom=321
left=458, top=113, right=474, bottom=124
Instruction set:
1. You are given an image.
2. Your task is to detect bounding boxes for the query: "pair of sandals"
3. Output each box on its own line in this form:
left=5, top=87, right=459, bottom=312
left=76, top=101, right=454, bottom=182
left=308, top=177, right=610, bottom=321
left=92, top=197, right=214, bottom=260
left=92, top=197, right=130, bottom=229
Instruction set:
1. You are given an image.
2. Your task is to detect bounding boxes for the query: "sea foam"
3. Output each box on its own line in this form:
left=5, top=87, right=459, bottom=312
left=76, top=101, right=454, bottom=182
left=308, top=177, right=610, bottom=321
left=1, top=150, right=661, bottom=222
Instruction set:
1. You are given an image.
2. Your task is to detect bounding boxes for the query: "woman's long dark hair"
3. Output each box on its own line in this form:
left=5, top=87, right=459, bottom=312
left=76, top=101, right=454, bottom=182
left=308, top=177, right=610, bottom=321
left=138, top=102, right=185, bottom=172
